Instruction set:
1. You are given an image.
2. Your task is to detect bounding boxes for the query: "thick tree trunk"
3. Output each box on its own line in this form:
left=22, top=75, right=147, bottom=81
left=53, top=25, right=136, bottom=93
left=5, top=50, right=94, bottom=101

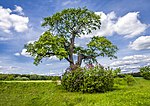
left=76, top=54, right=83, bottom=66
left=68, top=33, right=75, bottom=70
left=67, top=54, right=83, bottom=71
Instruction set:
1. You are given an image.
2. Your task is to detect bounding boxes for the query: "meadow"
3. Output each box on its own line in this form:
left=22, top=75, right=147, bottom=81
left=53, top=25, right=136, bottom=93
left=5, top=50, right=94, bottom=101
left=0, top=78, right=150, bottom=106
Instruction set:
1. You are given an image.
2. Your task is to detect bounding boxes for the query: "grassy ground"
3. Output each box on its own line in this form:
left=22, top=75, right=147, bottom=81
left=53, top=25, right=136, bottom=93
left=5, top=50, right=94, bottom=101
left=0, top=78, right=150, bottom=106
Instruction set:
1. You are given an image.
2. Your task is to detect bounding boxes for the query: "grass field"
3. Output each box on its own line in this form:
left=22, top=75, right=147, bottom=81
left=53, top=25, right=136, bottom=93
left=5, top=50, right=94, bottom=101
left=0, top=78, right=150, bottom=106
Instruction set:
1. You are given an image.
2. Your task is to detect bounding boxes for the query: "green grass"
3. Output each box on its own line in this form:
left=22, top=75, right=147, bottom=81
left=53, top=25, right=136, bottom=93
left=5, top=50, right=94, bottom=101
left=0, top=78, right=150, bottom=106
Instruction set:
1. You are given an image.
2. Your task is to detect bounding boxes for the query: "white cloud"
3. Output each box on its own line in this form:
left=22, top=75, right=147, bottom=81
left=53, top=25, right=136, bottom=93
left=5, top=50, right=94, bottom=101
left=110, top=60, right=140, bottom=66
left=110, top=55, right=150, bottom=71
left=14, top=40, right=37, bottom=58
left=114, top=12, right=148, bottom=38
left=147, top=63, right=150, bottom=66
left=10, top=14, right=29, bottom=32
left=13, top=5, right=24, bottom=15
left=129, top=36, right=150, bottom=50
left=62, top=0, right=79, bottom=6
left=117, top=65, right=141, bottom=69
left=49, top=56, right=59, bottom=60
left=20, top=49, right=31, bottom=57
left=0, top=65, right=20, bottom=71
left=46, top=63, right=53, bottom=66
left=0, top=6, right=29, bottom=33
left=82, top=11, right=116, bottom=38
left=122, top=55, right=147, bottom=60
left=0, top=37, right=12, bottom=41
left=81, top=11, right=148, bottom=38
left=14, top=53, right=20, bottom=56
left=95, top=11, right=116, bottom=36
left=27, top=40, right=36, bottom=44
left=14, top=48, right=31, bottom=57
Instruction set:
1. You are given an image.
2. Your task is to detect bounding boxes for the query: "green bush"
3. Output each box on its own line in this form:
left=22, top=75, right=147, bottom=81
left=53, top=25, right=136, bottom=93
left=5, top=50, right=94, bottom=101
left=81, top=66, right=114, bottom=93
left=61, top=68, right=84, bottom=92
left=0, top=74, right=7, bottom=80
left=0, top=74, right=15, bottom=80
left=140, top=65, right=150, bottom=80
left=21, top=77, right=30, bottom=80
left=5, top=75, right=14, bottom=81
left=61, top=66, right=114, bottom=93
left=142, top=72, right=150, bottom=80
left=29, top=74, right=38, bottom=80
left=113, top=68, right=121, bottom=77
left=114, top=77, right=126, bottom=85
left=15, top=76, right=29, bottom=80
left=123, top=75, right=136, bottom=86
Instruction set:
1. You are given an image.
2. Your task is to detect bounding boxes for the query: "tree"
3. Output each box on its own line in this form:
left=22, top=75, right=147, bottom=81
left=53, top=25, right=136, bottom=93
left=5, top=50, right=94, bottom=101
left=140, top=65, right=150, bottom=80
left=25, top=7, right=118, bottom=70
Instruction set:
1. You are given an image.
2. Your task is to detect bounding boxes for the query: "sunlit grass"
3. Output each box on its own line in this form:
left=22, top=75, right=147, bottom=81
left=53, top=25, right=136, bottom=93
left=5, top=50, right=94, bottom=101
left=0, top=78, right=150, bottom=106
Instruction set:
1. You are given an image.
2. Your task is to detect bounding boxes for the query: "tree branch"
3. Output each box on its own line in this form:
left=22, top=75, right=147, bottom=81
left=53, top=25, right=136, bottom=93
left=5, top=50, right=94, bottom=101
left=65, top=57, right=73, bottom=64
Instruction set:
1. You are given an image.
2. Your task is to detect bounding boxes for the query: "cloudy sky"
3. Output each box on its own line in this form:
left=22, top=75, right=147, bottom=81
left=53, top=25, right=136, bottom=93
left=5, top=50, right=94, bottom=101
left=0, top=0, right=150, bottom=75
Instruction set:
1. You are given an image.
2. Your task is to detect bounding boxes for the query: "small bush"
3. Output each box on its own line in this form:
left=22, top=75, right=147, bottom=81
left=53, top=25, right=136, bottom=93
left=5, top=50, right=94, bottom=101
left=113, top=68, right=121, bottom=77
left=140, top=65, right=150, bottom=80
left=0, top=74, right=15, bottom=80
left=61, top=66, right=114, bottom=93
left=29, top=74, right=38, bottom=80
left=114, top=77, right=126, bottom=85
left=0, top=74, right=7, bottom=80
left=5, top=75, right=14, bottom=81
left=15, top=76, right=29, bottom=80
left=21, top=77, right=30, bottom=80
left=123, top=75, right=136, bottom=86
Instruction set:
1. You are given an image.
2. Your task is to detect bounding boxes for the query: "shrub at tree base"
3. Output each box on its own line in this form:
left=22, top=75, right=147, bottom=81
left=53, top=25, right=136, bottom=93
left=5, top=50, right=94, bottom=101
left=61, top=66, right=114, bottom=93
left=61, top=68, right=84, bottom=92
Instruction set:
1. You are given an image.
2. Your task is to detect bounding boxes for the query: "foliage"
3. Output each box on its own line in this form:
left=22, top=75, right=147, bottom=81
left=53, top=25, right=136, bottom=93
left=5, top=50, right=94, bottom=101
left=62, top=66, right=114, bottom=93
left=140, top=65, right=150, bottom=80
left=29, top=74, right=38, bottom=80
left=123, top=75, right=136, bottom=86
left=15, top=76, right=29, bottom=80
left=114, top=74, right=136, bottom=88
left=0, top=78, right=150, bottom=106
left=5, top=75, right=14, bottom=80
left=0, top=74, right=15, bottom=80
left=81, top=66, right=114, bottom=93
left=114, top=77, right=127, bottom=86
left=113, top=68, right=121, bottom=77
left=61, top=68, right=84, bottom=92
left=25, top=7, right=118, bottom=68
left=0, top=74, right=61, bottom=81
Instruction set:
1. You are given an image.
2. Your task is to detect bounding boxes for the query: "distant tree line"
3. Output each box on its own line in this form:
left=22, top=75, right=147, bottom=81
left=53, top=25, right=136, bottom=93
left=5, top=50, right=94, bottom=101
left=0, top=65, right=149, bottom=81
left=0, top=72, right=143, bottom=81
left=118, top=72, right=142, bottom=78
left=0, top=74, right=61, bottom=81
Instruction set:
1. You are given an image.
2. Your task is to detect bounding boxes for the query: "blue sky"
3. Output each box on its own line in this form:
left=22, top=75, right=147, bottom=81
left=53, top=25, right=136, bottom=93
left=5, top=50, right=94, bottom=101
left=0, top=0, right=150, bottom=75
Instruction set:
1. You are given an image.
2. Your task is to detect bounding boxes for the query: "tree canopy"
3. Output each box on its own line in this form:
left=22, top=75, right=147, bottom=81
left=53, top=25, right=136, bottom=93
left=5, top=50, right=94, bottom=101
left=25, top=7, right=118, bottom=70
